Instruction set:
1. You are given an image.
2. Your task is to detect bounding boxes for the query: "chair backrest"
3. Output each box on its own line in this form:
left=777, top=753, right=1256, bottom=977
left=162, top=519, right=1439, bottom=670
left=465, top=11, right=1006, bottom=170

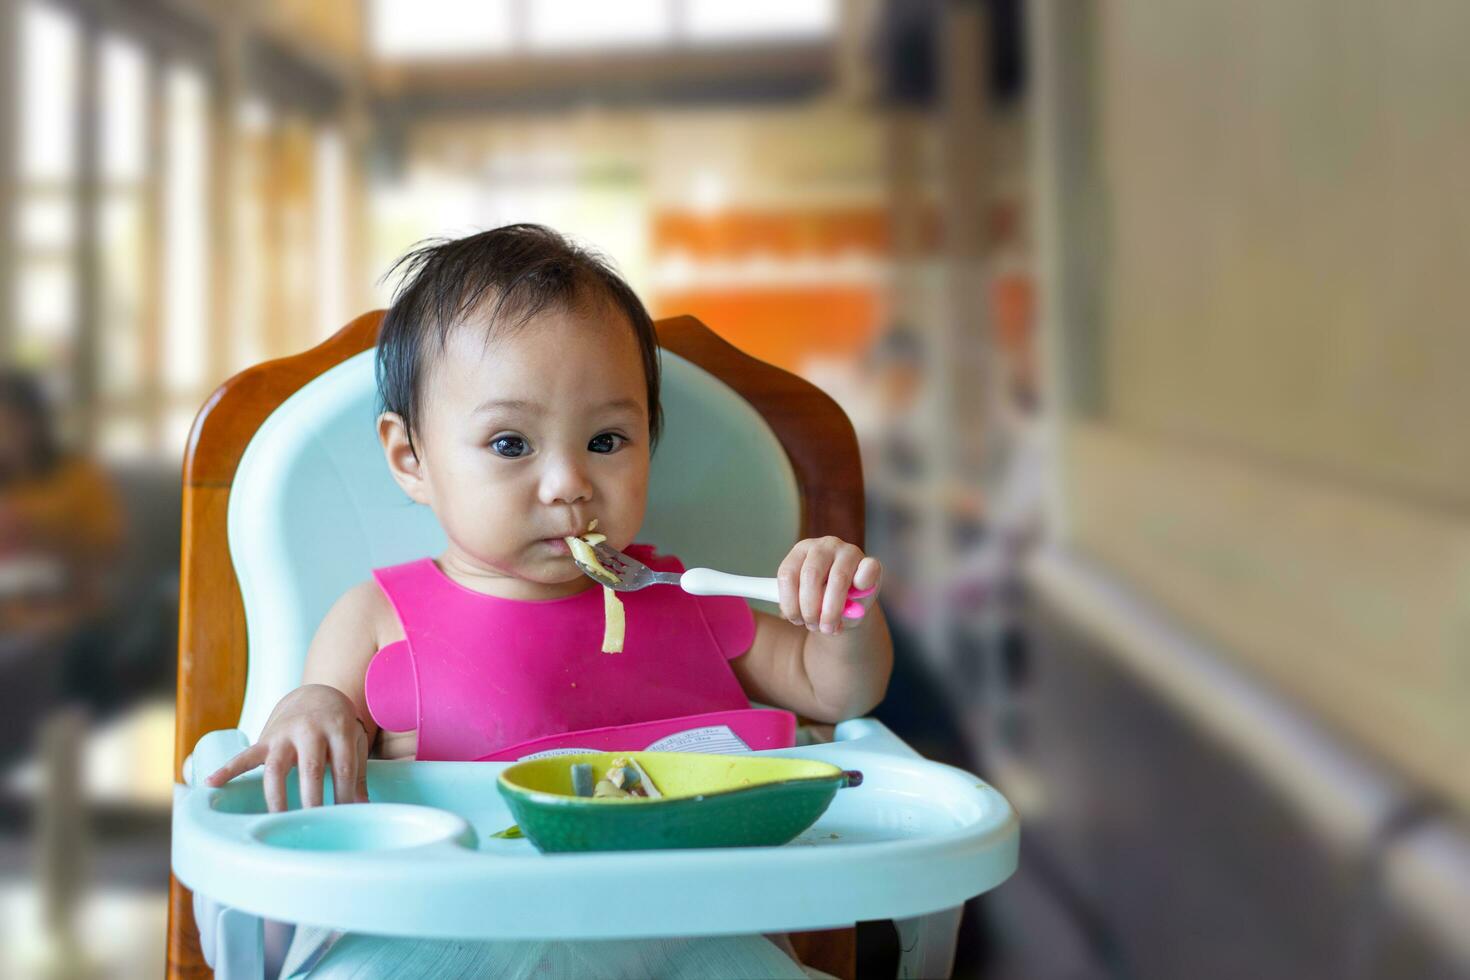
left=168, top=312, right=863, bottom=978
left=174, top=310, right=862, bottom=765
left=228, top=346, right=804, bottom=739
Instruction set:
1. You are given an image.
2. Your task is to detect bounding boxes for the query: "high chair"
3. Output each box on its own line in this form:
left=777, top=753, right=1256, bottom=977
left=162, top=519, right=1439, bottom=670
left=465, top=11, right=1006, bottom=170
left=168, top=312, right=1017, bottom=979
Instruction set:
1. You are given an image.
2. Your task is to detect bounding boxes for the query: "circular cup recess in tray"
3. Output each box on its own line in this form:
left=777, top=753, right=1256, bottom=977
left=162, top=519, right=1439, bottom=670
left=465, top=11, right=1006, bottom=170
left=251, top=803, right=475, bottom=852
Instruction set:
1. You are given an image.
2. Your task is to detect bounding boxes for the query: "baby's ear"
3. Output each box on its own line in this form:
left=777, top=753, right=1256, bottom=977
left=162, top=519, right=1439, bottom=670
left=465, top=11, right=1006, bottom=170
left=378, top=412, right=430, bottom=505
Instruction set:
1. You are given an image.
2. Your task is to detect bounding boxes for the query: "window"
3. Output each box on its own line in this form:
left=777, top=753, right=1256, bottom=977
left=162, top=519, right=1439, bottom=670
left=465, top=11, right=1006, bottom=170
left=15, top=1, right=80, bottom=378
left=20, top=2, right=79, bottom=183
left=163, top=65, right=207, bottom=396
left=367, top=0, right=836, bottom=59
left=98, top=34, right=148, bottom=409
left=684, top=0, right=836, bottom=44
left=7, top=3, right=351, bottom=460
left=368, top=0, right=514, bottom=58
left=527, top=0, right=674, bottom=51
left=101, top=35, right=147, bottom=182
left=314, top=127, right=348, bottom=339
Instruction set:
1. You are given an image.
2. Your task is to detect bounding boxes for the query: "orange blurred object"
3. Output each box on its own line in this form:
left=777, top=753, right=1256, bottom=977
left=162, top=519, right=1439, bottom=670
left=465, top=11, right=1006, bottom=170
left=653, top=208, right=890, bottom=257
left=652, top=287, right=882, bottom=374
left=651, top=207, right=888, bottom=372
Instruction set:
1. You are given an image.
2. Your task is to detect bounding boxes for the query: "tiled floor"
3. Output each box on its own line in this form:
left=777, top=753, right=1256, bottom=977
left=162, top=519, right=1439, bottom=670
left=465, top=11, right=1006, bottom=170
left=0, top=882, right=168, bottom=979
left=2, top=700, right=175, bottom=979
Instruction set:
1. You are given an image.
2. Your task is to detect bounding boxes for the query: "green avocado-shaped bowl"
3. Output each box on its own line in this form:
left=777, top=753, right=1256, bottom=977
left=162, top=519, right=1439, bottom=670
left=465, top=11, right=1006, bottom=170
left=496, top=752, right=862, bottom=853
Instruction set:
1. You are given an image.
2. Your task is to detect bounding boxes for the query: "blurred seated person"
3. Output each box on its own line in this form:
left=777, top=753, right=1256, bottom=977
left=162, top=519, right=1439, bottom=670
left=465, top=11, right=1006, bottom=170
left=0, top=370, right=123, bottom=638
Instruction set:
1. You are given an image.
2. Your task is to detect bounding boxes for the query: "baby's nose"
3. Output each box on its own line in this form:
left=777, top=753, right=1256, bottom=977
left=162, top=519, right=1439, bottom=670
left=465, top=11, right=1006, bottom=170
left=538, top=457, right=594, bottom=505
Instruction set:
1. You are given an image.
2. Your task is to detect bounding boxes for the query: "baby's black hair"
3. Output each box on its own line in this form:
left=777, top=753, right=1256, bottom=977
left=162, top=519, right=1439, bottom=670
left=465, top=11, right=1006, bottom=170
left=376, top=223, right=662, bottom=455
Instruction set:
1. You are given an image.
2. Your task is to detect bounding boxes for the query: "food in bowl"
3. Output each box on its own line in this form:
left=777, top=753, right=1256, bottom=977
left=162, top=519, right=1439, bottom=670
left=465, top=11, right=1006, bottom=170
left=497, top=751, right=862, bottom=852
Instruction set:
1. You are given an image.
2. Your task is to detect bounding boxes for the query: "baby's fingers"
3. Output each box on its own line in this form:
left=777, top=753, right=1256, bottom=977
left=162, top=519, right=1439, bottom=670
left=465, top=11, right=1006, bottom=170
left=799, top=548, right=836, bottom=628
left=328, top=731, right=361, bottom=805
left=263, top=745, right=295, bottom=813
left=776, top=542, right=811, bottom=626
left=819, top=550, right=864, bottom=634
left=205, top=743, right=266, bottom=787
left=355, top=725, right=371, bottom=803
left=297, top=737, right=327, bottom=809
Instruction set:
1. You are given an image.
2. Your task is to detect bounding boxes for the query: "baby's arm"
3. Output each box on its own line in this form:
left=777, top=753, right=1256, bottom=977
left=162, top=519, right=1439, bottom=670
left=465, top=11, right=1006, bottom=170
left=729, top=537, right=892, bottom=723
left=204, top=581, right=388, bottom=811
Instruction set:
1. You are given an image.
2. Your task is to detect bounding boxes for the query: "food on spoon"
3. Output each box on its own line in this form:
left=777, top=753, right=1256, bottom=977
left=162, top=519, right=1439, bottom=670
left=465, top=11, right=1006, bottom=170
left=565, top=521, right=625, bottom=653
left=565, top=534, right=617, bottom=585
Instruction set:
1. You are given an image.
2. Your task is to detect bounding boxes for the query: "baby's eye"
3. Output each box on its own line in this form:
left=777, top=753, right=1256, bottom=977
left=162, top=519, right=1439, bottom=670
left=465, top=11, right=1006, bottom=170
left=490, top=435, right=529, bottom=458
left=588, top=433, right=624, bottom=454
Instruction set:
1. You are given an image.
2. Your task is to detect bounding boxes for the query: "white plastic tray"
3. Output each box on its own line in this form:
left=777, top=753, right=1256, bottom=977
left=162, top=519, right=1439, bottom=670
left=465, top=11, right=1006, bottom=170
left=173, top=717, right=1018, bottom=941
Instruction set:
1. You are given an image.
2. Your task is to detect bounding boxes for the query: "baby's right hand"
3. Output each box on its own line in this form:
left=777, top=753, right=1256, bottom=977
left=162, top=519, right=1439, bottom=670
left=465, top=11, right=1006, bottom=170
left=204, top=684, right=370, bottom=812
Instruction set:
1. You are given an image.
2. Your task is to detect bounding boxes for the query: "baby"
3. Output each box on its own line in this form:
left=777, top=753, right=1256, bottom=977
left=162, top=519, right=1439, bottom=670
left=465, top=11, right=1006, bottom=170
left=208, top=224, right=892, bottom=978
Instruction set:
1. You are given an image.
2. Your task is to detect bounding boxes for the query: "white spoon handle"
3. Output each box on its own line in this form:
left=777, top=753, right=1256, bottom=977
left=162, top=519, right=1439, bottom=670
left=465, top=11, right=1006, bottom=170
left=679, top=567, right=875, bottom=620
left=679, top=568, right=781, bottom=605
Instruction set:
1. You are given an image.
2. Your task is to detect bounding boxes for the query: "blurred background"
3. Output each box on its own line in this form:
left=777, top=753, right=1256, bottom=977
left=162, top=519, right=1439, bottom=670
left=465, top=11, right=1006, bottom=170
left=0, top=0, right=1467, bottom=977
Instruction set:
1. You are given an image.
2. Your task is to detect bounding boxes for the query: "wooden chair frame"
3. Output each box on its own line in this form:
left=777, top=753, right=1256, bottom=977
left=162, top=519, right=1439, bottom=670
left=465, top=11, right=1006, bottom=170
left=167, top=312, right=864, bottom=978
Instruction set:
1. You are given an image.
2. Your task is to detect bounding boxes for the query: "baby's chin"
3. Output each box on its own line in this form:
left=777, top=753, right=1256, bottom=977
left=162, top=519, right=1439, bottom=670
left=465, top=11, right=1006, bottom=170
left=450, top=545, right=584, bottom=587
left=518, top=554, right=595, bottom=587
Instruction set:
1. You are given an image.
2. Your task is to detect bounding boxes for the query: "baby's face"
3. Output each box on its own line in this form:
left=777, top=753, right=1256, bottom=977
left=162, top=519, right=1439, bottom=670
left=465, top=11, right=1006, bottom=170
left=404, top=304, right=651, bottom=589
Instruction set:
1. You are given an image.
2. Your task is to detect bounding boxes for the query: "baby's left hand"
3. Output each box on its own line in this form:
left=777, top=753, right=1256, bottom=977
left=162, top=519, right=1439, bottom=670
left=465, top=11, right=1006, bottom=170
left=777, top=536, right=882, bottom=636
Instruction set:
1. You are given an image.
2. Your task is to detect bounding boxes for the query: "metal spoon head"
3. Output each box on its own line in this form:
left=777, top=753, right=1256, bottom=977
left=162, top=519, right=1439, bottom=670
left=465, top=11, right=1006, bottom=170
left=570, top=553, right=624, bottom=588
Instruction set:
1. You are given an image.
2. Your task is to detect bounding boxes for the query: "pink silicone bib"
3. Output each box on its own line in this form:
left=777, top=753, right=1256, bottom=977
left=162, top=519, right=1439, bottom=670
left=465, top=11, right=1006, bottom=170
left=363, top=547, right=776, bottom=761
